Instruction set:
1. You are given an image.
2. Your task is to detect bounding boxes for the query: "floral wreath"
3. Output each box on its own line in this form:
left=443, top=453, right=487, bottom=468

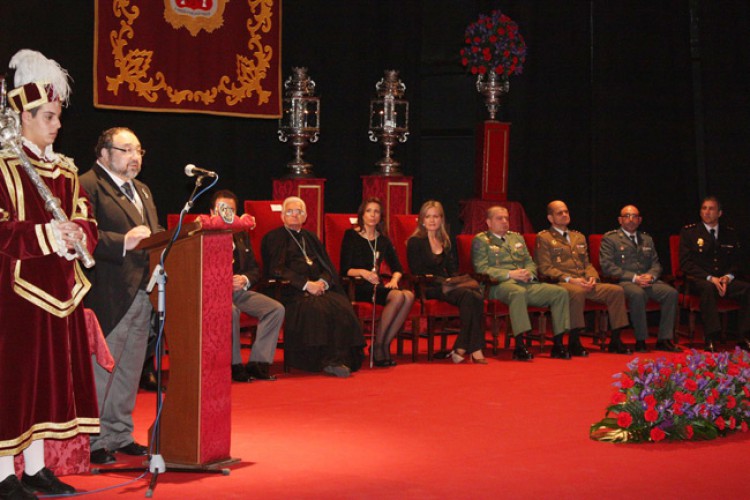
left=460, top=9, right=527, bottom=77
left=104, top=0, right=274, bottom=108
left=590, top=348, right=750, bottom=443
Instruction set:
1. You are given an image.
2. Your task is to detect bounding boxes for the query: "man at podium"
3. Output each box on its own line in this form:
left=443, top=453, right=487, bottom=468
left=80, top=127, right=162, bottom=465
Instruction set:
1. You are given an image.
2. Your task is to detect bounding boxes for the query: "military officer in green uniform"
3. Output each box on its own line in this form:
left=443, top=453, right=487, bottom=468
left=472, top=206, right=572, bottom=360
left=535, top=200, right=631, bottom=354
left=599, top=205, right=680, bottom=353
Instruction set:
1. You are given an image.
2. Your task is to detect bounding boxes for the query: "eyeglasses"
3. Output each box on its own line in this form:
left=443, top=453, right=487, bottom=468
left=111, top=145, right=146, bottom=157
left=285, top=209, right=305, bottom=216
left=620, top=214, right=641, bottom=219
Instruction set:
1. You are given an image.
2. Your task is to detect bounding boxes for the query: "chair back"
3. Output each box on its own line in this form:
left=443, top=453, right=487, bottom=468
left=523, top=233, right=537, bottom=258
left=391, top=214, right=419, bottom=275
left=244, top=200, right=286, bottom=271
left=324, top=213, right=359, bottom=274
left=456, top=234, right=475, bottom=275
left=166, top=213, right=201, bottom=230
left=588, top=234, right=604, bottom=275
left=669, top=234, right=681, bottom=277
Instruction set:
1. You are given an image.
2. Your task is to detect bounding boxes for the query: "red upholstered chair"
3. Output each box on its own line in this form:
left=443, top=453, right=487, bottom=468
left=391, top=214, right=463, bottom=361
left=527, top=232, right=608, bottom=348
left=669, top=235, right=739, bottom=345
left=323, top=213, right=419, bottom=361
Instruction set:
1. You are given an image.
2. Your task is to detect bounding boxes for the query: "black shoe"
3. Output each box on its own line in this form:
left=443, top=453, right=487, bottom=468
left=386, top=358, right=398, bottom=367
left=704, top=337, right=716, bottom=353
left=21, top=468, right=75, bottom=495
left=738, top=339, right=750, bottom=352
left=373, top=358, right=391, bottom=367
left=550, top=344, right=571, bottom=360
left=231, top=364, right=252, bottom=382
left=139, top=369, right=160, bottom=392
left=433, top=349, right=451, bottom=360
left=634, top=340, right=649, bottom=353
left=607, top=339, right=632, bottom=355
left=655, top=339, right=681, bottom=352
left=568, top=342, right=589, bottom=357
left=90, top=447, right=116, bottom=465
left=0, top=474, right=37, bottom=499
left=512, top=345, right=534, bottom=361
left=246, top=362, right=277, bottom=381
left=323, top=365, right=351, bottom=378
left=116, top=441, right=149, bottom=456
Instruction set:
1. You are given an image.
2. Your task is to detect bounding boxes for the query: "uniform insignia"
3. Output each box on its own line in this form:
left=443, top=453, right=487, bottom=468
left=697, top=238, right=704, bottom=247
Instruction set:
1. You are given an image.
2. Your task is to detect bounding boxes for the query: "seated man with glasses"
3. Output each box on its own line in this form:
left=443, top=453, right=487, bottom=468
left=600, top=205, right=680, bottom=353
left=261, top=197, right=365, bottom=377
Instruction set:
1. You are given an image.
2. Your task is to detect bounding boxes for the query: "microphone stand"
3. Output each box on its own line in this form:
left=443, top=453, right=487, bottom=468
left=93, top=173, right=227, bottom=497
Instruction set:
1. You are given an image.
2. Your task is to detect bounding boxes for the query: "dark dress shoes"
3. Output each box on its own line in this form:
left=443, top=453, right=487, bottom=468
left=90, top=448, right=116, bottom=465
left=607, top=339, right=632, bottom=355
left=655, top=339, right=681, bottom=352
left=246, top=362, right=277, bottom=380
left=550, top=344, right=571, bottom=360
left=116, top=442, right=149, bottom=456
left=21, top=468, right=75, bottom=495
left=323, top=365, right=351, bottom=378
left=231, top=364, right=252, bottom=382
left=0, top=474, right=37, bottom=500
left=139, top=370, right=160, bottom=392
left=634, top=340, right=649, bottom=353
left=512, top=345, right=534, bottom=361
left=568, top=341, right=589, bottom=357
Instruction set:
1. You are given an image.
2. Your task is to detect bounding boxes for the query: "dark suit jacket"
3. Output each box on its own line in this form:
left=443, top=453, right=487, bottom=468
left=233, top=230, right=260, bottom=287
left=79, top=163, right=161, bottom=335
left=679, top=222, right=741, bottom=281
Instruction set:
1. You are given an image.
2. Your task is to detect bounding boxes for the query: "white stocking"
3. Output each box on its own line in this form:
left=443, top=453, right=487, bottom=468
left=22, top=439, right=44, bottom=476
left=0, top=455, right=15, bottom=482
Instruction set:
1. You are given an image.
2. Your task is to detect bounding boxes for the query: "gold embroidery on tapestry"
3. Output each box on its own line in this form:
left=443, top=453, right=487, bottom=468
left=105, top=0, right=274, bottom=107
left=163, top=0, right=231, bottom=37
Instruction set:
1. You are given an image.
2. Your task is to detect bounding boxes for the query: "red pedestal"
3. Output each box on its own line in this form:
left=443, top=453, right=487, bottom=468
left=361, top=175, right=413, bottom=235
left=273, top=178, right=326, bottom=239
left=475, top=121, right=510, bottom=201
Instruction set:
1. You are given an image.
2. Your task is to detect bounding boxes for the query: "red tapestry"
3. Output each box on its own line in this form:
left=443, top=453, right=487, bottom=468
left=94, top=0, right=282, bottom=118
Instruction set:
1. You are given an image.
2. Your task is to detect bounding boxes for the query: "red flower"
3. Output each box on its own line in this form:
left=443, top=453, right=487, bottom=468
left=470, top=66, right=478, bottom=75
left=744, top=386, right=750, bottom=397
left=650, top=427, right=666, bottom=442
left=473, top=36, right=481, bottom=44
left=685, top=425, right=694, bottom=439
left=478, top=66, right=487, bottom=74
left=620, top=375, right=634, bottom=389
left=497, top=27, right=505, bottom=35
left=728, top=363, right=740, bottom=376
left=489, top=35, right=497, bottom=43
left=705, top=356, right=716, bottom=367
left=673, top=404, right=684, bottom=416
left=483, top=52, right=492, bottom=61
left=611, top=392, right=626, bottom=404
left=742, top=421, right=748, bottom=432
left=616, top=412, right=632, bottom=428
left=729, top=416, right=737, bottom=430
left=644, top=408, right=659, bottom=422
left=715, top=416, right=726, bottom=430
left=727, top=395, right=737, bottom=409
left=643, top=394, right=657, bottom=408
left=684, top=379, right=697, bottom=391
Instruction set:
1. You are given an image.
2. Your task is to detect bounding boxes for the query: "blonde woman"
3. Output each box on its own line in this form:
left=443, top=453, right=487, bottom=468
left=406, top=201, right=487, bottom=363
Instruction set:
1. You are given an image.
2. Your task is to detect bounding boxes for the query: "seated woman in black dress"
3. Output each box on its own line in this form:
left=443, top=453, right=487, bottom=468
left=261, top=196, right=365, bottom=377
left=406, top=200, right=487, bottom=363
left=340, top=197, right=415, bottom=367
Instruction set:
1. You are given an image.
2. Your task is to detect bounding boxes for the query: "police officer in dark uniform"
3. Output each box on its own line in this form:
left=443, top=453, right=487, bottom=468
left=679, top=196, right=750, bottom=351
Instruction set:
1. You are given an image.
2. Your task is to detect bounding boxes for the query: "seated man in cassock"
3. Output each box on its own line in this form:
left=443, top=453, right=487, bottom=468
left=261, top=196, right=365, bottom=377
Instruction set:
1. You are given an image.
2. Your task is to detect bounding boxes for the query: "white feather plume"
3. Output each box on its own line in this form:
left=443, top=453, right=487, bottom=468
left=9, top=49, right=71, bottom=104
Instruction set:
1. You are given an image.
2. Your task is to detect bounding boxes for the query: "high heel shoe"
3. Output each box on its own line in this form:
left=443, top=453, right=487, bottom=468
left=449, top=350, right=465, bottom=364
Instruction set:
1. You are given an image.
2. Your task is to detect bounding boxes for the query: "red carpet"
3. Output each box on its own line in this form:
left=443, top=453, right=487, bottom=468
left=66, top=334, right=749, bottom=499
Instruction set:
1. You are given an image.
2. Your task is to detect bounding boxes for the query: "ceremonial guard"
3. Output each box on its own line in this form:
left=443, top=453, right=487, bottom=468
left=0, top=49, right=99, bottom=498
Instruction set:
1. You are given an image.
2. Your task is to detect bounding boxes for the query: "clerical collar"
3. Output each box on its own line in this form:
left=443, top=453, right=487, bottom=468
left=22, top=136, right=58, bottom=162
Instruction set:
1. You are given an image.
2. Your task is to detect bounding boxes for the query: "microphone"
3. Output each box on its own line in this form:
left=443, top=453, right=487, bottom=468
left=184, top=164, right=217, bottom=178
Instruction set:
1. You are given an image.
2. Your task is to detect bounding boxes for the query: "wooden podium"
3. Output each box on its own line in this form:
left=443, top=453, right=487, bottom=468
left=138, top=221, right=235, bottom=468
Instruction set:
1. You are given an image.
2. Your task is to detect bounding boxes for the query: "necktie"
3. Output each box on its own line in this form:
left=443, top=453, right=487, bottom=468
left=629, top=234, right=637, bottom=246
left=562, top=231, right=568, bottom=243
left=122, top=182, right=135, bottom=201
left=710, top=228, right=716, bottom=240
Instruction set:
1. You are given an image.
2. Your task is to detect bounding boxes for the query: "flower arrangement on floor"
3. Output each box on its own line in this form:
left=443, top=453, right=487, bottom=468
left=590, top=348, right=750, bottom=443
left=460, top=9, right=527, bottom=77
